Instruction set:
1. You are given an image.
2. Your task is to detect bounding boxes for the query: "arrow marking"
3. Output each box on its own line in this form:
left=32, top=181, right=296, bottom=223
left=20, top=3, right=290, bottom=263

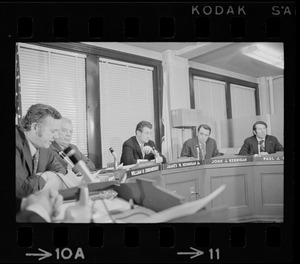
left=26, top=248, right=52, bottom=261
left=177, top=247, right=204, bottom=259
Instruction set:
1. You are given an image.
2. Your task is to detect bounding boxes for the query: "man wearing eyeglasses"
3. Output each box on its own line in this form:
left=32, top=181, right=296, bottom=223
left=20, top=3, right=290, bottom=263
left=51, top=117, right=96, bottom=173
left=120, top=121, right=166, bottom=166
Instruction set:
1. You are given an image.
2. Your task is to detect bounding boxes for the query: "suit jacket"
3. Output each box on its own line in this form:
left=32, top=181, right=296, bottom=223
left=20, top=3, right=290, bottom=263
left=16, top=126, right=67, bottom=198
left=16, top=210, right=47, bottom=223
left=120, top=136, right=167, bottom=166
left=238, top=135, right=284, bottom=156
left=50, top=143, right=96, bottom=173
left=180, top=137, right=219, bottom=159
left=16, top=197, right=47, bottom=222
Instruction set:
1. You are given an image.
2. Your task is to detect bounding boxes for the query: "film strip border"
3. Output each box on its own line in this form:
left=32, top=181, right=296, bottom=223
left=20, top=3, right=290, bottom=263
left=1, top=1, right=295, bottom=263
left=16, top=224, right=286, bottom=262
left=0, top=2, right=296, bottom=41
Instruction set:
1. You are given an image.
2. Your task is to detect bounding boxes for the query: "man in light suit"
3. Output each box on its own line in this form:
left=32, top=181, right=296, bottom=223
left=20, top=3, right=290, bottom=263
left=50, top=117, right=96, bottom=173
left=181, top=124, right=220, bottom=160
left=16, top=104, right=67, bottom=198
left=120, top=121, right=167, bottom=166
left=238, top=121, right=284, bottom=156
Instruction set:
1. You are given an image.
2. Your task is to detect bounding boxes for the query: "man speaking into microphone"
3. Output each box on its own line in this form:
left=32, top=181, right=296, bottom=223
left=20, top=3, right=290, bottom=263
left=120, top=121, right=166, bottom=166
left=50, top=117, right=96, bottom=174
left=16, top=104, right=67, bottom=198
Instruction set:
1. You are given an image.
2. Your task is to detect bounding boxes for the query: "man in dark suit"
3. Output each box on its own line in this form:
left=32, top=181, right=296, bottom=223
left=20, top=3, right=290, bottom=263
left=50, top=117, right=96, bottom=173
left=120, top=121, right=167, bottom=166
left=16, top=189, right=63, bottom=222
left=238, top=121, right=284, bottom=156
left=181, top=124, right=220, bottom=160
left=16, top=104, right=67, bottom=198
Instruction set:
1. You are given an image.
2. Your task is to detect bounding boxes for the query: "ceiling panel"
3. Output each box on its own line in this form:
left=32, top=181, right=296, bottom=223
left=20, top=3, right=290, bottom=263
left=124, top=42, right=199, bottom=53
left=124, top=42, right=284, bottom=78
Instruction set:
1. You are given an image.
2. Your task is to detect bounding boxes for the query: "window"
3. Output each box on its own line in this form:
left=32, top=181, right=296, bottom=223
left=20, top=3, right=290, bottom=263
left=190, top=68, right=259, bottom=120
left=230, top=84, right=256, bottom=118
left=193, top=76, right=227, bottom=120
left=17, top=43, right=88, bottom=155
left=99, top=58, right=155, bottom=166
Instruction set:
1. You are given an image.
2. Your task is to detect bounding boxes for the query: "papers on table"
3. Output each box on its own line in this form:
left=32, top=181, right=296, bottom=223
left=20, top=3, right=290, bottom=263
left=52, top=194, right=157, bottom=223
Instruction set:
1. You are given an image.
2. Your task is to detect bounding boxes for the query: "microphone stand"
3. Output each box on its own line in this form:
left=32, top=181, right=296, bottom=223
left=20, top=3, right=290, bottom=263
left=109, top=147, right=118, bottom=169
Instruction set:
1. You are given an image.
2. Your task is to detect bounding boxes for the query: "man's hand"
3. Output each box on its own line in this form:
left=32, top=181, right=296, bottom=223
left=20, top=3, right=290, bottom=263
left=254, top=152, right=269, bottom=157
left=260, top=152, right=269, bottom=156
left=142, top=146, right=154, bottom=155
left=155, top=156, right=163, bottom=164
left=22, top=189, right=63, bottom=218
left=42, top=171, right=66, bottom=190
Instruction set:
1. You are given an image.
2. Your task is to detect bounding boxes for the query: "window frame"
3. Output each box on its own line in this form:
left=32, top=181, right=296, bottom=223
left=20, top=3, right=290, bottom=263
left=189, top=68, right=260, bottom=119
left=98, top=57, right=157, bottom=167
left=38, top=42, right=163, bottom=168
left=17, top=42, right=89, bottom=155
left=192, top=75, right=227, bottom=121
left=230, top=83, right=257, bottom=118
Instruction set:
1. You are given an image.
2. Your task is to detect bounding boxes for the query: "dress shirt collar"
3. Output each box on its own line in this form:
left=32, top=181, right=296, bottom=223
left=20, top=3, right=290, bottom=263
left=198, top=139, right=206, bottom=147
left=136, top=136, right=144, bottom=149
left=24, top=133, right=38, bottom=158
left=256, top=136, right=266, bottom=142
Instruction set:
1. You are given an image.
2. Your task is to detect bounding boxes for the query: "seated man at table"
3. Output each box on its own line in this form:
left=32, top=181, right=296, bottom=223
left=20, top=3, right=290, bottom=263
left=181, top=124, right=220, bottom=160
left=50, top=117, right=96, bottom=173
left=16, top=104, right=67, bottom=198
left=238, top=121, right=284, bottom=156
left=120, top=121, right=167, bottom=166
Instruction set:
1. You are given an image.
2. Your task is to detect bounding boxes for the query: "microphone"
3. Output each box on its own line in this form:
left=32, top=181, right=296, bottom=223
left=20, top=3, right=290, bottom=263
left=64, top=146, right=94, bottom=184
left=152, top=146, right=163, bottom=164
left=109, top=147, right=118, bottom=169
left=152, top=146, right=159, bottom=157
left=52, top=141, right=74, bottom=168
left=196, top=145, right=200, bottom=160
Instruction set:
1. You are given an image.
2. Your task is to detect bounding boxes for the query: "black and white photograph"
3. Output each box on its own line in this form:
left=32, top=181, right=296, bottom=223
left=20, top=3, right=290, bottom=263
left=15, top=42, right=284, bottom=224
left=0, top=0, right=294, bottom=262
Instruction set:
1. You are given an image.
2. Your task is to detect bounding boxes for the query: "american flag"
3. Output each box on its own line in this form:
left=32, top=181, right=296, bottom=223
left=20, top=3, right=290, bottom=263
left=161, top=61, right=173, bottom=162
left=15, top=44, right=22, bottom=125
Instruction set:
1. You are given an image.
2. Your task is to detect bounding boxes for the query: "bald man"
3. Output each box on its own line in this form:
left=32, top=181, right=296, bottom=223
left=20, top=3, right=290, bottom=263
left=51, top=117, right=96, bottom=173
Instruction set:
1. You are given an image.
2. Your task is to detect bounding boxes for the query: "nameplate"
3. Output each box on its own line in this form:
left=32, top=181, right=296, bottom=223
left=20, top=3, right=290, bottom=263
left=205, top=156, right=253, bottom=164
left=163, top=160, right=203, bottom=170
left=253, top=155, right=284, bottom=162
left=127, top=164, right=161, bottom=177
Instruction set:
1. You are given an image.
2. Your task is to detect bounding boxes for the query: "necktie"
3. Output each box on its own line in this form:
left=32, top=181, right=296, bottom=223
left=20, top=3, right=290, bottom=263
left=140, top=145, right=144, bottom=158
left=259, top=140, right=265, bottom=152
left=33, top=149, right=39, bottom=175
left=200, top=142, right=206, bottom=160
left=196, top=146, right=200, bottom=160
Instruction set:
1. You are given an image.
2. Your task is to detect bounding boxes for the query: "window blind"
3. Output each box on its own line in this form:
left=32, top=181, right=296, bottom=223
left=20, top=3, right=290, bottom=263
left=230, top=84, right=256, bottom=118
left=99, top=58, right=155, bottom=167
left=18, top=43, right=88, bottom=155
left=193, top=76, right=227, bottom=120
